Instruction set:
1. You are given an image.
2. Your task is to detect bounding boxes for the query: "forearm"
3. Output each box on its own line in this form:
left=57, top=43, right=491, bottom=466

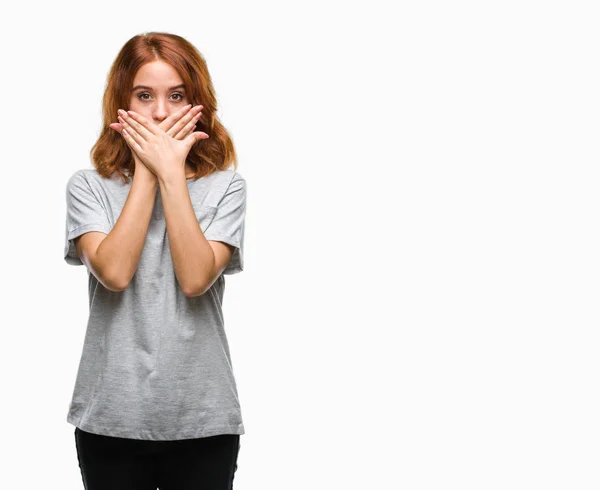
left=96, top=172, right=157, bottom=290
left=158, top=170, right=215, bottom=296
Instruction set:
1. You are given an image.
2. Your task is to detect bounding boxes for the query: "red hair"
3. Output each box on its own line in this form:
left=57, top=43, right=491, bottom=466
left=90, top=32, right=238, bottom=183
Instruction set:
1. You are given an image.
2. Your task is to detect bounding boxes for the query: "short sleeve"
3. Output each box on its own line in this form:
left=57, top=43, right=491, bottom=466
left=203, top=172, right=246, bottom=275
left=64, top=171, right=113, bottom=266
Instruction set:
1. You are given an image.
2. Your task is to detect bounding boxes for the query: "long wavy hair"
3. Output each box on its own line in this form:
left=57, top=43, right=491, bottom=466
left=90, top=32, right=238, bottom=184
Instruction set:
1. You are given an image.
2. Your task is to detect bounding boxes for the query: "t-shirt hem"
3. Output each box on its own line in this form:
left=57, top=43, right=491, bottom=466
left=64, top=222, right=113, bottom=265
left=203, top=233, right=243, bottom=274
left=203, top=233, right=240, bottom=250
left=67, top=412, right=245, bottom=441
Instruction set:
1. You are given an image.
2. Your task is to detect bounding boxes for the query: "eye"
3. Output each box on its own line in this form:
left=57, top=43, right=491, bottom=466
left=136, top=92, right=185, bottom=102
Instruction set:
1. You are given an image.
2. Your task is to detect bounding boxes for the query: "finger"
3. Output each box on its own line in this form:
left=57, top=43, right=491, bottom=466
left=112, top=123, right=144, bottom=168
left=173, top=123, right=190, bottom=140
left=167, top=105, right=203, bottom=138
left=121, top=128, right=144, bottom=154
left=184, top=124, right=200, bottom=140
left=123, top=110, right=158, bottom=139
left=161, top=103, right=192, bottom=134
left=118, top=115, right=145, bottom=148
left=174, top=113, right=202, bottom=140
left=187, top=131, right=210, bottom=146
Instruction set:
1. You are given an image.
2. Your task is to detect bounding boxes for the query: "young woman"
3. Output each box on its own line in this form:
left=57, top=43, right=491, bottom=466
left=63, top=32, right=246, bottom=490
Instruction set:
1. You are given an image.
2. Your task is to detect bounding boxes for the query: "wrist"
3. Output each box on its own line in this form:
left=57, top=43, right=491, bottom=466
left=157, top=167, right=186, bottom=187
left=133, top=167, right=158, bottom=187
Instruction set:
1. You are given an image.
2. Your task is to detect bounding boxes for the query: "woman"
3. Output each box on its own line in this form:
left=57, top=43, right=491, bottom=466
left=63, top=32, right=246, bottom=490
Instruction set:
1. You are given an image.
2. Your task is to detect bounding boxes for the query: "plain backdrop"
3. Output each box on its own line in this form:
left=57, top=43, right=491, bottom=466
left=0, top=0, right=598, bottom=489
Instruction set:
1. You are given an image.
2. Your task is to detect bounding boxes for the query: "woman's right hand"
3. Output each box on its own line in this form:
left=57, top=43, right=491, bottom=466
left=109, top=104, right=203, bottom=179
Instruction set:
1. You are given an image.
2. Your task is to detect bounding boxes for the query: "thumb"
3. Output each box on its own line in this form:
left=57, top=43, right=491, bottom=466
left=185, top=132, right=209, bottom=148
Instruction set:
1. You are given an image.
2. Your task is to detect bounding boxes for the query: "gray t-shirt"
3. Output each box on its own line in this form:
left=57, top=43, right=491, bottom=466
left=63, top=167, right=246, bottom=441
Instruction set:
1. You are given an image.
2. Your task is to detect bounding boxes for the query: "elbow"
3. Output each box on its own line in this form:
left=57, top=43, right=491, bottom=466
left=86, top=262, right=129, bottom=292
left=102, top=269, right=130, bottom=292
left=183, top=279, right=208, bottom=298
left=110, top=280, right=130, bottom=292
left=104, top=277, right=129, bottom=292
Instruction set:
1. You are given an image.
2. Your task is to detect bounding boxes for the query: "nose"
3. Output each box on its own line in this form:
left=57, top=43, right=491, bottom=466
left=152, top=99, right=169, bottom=123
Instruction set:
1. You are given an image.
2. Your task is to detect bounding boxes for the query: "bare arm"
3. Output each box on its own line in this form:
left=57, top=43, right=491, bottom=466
left=78, top=171, right=157, bottom=291
left=158, top=170, right=233, bottom=296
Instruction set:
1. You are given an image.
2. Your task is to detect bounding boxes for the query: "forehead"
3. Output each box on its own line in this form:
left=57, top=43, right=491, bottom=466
left=132, top=60, right=184, bottom=88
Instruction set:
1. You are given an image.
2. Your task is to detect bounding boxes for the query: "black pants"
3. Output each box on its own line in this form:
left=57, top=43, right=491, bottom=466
left=74, top=427, right=240, bottom=490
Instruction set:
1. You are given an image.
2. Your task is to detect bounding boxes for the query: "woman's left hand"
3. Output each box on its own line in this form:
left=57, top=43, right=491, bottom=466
left=117, top=108, right=209, bottom=181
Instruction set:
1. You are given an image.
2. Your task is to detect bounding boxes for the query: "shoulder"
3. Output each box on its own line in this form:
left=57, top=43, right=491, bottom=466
left=216, top=169, right=246, bottom=193
left=220, top=171, right=245, bottom=202
left=67, top=168, right=119, bottom=193
left=66, top=169, right=120, bottom=207
left=203, top=169, right=246, bottom=201
left=66, top=168, right=85, bottom=185
left=66, top=168, right=102, bottom=187
left=203, top=168, right=244, bottom=185
left=65, top=169, right=91, bottom=197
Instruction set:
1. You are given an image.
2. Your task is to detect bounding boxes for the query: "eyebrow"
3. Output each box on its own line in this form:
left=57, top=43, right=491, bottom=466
left=132, top=84, right=186, bottom=91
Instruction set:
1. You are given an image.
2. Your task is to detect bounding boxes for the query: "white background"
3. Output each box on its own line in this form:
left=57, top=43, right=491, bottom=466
left=0, top=0, right=598, bottom=488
